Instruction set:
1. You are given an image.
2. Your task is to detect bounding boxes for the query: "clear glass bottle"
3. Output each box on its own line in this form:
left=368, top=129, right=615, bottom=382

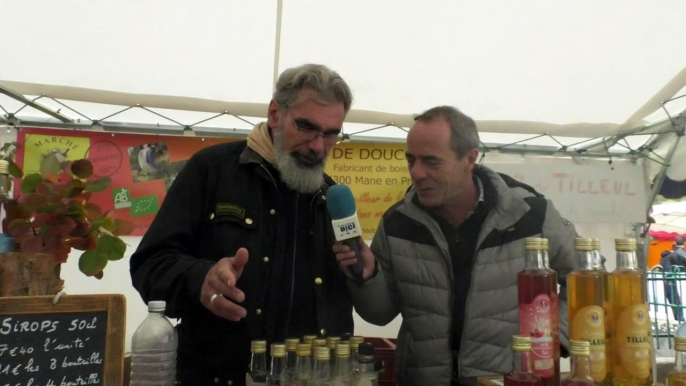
left=285, top=338, right=300, bottom=379
left=611, top=238, right=651, bottom=386
left=349, top=336, right=365, bottom=374
left=326, top=336, right=341, bottom=365
left=668, top=336, right=686, bottom=386
left=561, top=340, right=596, bottom=386
left=504, top=335, right=542, bottom=386
left=0, top=158, right=12, bottom=199
left=518, top=237, right=559, bottom=386
left=130, top=300, right=177, bottom=386
left=292, top=343, right=313, bottom=386
left=312, top=347, right=331, bottom=386
left=267, top=343, right=288, bottom=386
left=247, top=340, right=268, bottom=386
left=350, top=342, right=378, bottom=386
left=567, top=237, right=608, bottom=384
left=302, top=335, right=317, bottom=347
left=312, top=339, right=327, bottom=362
left=330, top=342, right=352, bottom=386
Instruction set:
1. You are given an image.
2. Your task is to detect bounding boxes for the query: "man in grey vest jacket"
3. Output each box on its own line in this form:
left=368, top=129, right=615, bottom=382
left=334, top=105, right=577, bottom=386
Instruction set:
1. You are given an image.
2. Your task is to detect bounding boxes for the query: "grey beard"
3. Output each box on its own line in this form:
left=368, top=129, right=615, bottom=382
left=273, top=130, right=325, bottom=193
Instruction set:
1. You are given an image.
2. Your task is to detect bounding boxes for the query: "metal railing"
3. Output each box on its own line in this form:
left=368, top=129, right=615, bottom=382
left=647, top=265, right=686, bottom=349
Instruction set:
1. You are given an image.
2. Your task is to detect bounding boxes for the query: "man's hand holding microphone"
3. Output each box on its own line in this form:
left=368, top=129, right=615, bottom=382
left=327, top=185, right=377, bottom=282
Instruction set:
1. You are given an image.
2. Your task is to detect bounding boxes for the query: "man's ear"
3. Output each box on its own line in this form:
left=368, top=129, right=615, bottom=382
left=267, top=99, right=281, bottom=129
left=465, top=148, right=479, bottom=170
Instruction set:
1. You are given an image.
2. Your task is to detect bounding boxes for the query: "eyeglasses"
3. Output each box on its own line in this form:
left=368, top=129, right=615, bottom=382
left=290, top=116, right=342, bottom=145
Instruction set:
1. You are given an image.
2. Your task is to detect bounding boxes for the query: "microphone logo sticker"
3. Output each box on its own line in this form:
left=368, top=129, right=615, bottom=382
left=331, top=215, right=363, bottom=241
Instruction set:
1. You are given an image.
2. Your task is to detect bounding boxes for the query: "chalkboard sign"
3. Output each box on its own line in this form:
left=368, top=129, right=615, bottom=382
left=0, top=294, right=126, bottom=386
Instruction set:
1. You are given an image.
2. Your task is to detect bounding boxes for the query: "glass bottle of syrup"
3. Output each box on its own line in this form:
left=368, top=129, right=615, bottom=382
left=505, top=335, right=542, bottom=386
left=518, top=237, right=559, bottom=386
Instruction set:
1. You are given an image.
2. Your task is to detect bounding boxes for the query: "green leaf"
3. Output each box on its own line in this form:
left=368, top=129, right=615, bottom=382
left=39, top=153, right=62, bottom=175
left=88, top=217, right=115, bottom=233
left=113, top=219, right=135, bottom=236
left=7, top=218, right=32, bottom=238
left=62, top=179, right=86, bottom=198
left=78, top=249, right=107, bottom=276
left=7, top=159, right=23, bottom=178
left=96, top=234, right=126, bottom=261
left=71, top=159, right=93, bottom=179
left=84, top=202, right=104, bottom=220
left=20, top=173, right=43, bottom=194
left=85, top=177, right=111, bottom=193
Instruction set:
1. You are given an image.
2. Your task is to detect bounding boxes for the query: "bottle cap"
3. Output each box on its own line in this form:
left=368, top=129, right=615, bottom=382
left=302, top=335, right=317, bottom=344
left=148, top=300, right=166, bottom=312
left=315, top=346, right=330, bottom=361
left=574, top=237, right=593, bottom=251
left=511, top=335, right=531, bottom=352
left=271, top=343, right=286, bottom=358
left=591, top=238, right=601, bottom=250
left=340, top=332, right=352, bottom=341
left=285, top=338, right=299, bottom=351
left=350, top=336, right=364, bottom=349
left=296, top=343, right=312, bottom=357
left=326, top=336, right=341, bottom=349
left=615, top=238, right=637, bottom=251
left=358, top=341, right=375, bottom=357
left=569, top=340, right=591, bottom=356
left=541, top=238, right=549, bottom=250
left=312, top=338, right=327, bottom=351
left=251, top=340, right=267, bottom=354
left=675, top=336, right=686, bottom=352
left=525, top=237, right=545, bottom=251
left=336, top=342, right=351, bottom=357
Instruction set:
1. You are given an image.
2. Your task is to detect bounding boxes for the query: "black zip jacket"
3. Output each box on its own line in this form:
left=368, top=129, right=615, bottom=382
left=130, top=141, right=354, bottom=385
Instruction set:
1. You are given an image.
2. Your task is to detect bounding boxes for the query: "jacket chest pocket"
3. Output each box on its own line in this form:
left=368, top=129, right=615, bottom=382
left=203, top=210, right=260, bottom=259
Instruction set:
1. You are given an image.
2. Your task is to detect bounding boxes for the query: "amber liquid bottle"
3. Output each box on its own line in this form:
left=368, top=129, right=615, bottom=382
left=519, top=237, right=560, bottom=386
left=667, top=336, right=686, bottom=386
left=561, top=340, right=596, bottom=386
left=593, top=237, right=614, bottom=386
left=567, top=237, right=608, bottom=384
left=505, top=335, right=543, bottom=386
left=611, top=238, right=651, bottom=386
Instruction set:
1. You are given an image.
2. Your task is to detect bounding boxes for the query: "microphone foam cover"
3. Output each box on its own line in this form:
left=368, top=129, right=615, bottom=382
left=326, top=185, right=357, bottom=220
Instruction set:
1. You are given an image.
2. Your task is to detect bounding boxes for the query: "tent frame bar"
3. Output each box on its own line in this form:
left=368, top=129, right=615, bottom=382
left=0, top=84, right=72, bottom=123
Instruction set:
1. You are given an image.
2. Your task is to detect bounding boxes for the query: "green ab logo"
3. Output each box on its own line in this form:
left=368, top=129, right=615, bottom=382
left=112, top=188, right=132, bottom=209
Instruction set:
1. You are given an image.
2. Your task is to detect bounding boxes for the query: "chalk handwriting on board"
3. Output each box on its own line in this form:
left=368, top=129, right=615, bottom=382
left=0, top=311, right=107, bottom=386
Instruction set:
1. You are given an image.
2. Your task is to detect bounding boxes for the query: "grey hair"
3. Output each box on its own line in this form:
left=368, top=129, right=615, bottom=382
left=273, top=64, right=353, bottom=114
left=414, top=105, right=480, bottom=159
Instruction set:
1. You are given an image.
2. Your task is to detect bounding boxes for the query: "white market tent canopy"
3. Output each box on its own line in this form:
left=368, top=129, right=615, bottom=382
left=3, top=0, right=686, bottom=346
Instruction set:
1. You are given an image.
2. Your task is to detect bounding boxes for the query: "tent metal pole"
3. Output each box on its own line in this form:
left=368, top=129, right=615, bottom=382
left=272, top=0, right=284, bottom=92
left=0, top=84, right=72, bottom=123
left=647, top=133, right=683, bottom=209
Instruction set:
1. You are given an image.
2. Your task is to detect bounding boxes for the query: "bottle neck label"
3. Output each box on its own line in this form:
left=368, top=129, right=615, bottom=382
left=519, top=294, right=555, bottom=377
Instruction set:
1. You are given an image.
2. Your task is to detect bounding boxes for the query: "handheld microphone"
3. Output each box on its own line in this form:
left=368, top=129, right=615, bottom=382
left=326, top=185, right=365, bottom=283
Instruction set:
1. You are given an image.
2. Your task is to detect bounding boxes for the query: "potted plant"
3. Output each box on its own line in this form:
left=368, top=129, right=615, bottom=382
left=0, top=142, right=134, bottom=296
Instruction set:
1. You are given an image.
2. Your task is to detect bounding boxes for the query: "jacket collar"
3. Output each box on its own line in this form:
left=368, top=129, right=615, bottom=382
left=400, top=164, right=531, bottom=233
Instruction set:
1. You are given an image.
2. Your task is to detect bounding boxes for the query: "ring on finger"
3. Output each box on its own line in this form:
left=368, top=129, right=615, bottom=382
left=210, top=293, right=220, bottom=306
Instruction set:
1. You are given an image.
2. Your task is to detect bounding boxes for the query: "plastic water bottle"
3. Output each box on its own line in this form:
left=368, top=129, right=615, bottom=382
left=130, top=300, right=177, bottom=385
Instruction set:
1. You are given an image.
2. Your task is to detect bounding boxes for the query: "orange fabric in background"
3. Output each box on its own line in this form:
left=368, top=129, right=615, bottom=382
left=649, top=239, right=674, bottom=268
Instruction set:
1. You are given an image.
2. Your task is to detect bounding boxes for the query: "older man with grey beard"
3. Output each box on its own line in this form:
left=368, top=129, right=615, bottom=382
left=130, top=63, right=355, bottom=386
